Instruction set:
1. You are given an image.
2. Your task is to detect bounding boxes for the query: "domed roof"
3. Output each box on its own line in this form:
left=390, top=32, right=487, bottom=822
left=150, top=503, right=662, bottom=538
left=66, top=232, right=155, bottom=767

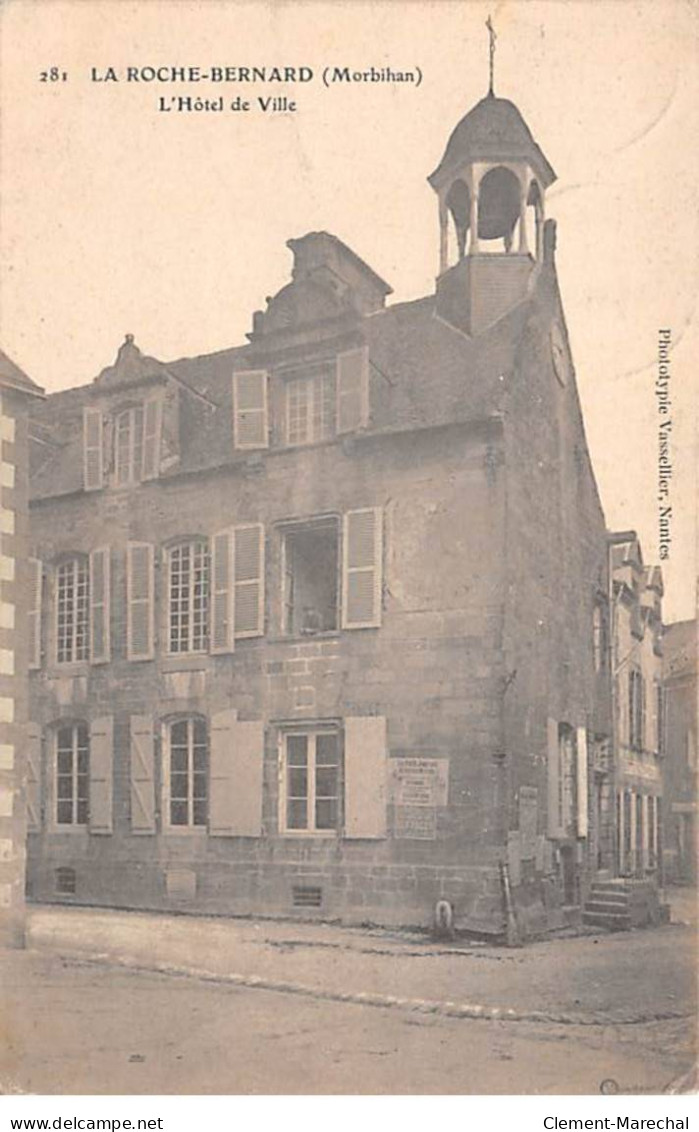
left=428, top=94, right=556, bottom=190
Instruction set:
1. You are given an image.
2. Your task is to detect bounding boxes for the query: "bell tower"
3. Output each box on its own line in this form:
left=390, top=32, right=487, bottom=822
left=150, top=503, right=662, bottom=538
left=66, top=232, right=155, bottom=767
left=428, top=34, right=556, bottom=334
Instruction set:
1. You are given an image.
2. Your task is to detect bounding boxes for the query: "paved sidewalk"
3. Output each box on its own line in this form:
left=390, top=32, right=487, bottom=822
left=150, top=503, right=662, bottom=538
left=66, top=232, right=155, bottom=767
left=25, top=899, right=697, bottom=1026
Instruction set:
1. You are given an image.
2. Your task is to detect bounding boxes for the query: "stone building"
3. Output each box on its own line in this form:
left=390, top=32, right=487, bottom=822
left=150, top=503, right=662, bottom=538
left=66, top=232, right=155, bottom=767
left=608, top=533, right=664, bottom=878
left=0, top=350, right=44, bottom=947
left=662, top=619, right=697, bottom=884
left=25, top=92, right=611, bottom=935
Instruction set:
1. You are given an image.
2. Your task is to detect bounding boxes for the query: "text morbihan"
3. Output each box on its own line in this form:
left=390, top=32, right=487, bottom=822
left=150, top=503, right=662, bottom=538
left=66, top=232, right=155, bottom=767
left=544, top=1120, right=689, bottom=1130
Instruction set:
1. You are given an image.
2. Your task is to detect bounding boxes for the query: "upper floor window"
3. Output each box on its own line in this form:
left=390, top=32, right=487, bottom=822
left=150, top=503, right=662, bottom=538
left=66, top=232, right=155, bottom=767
left=56, top=557, right=89, bottom=663
left=115, top=405, right=144, bottom=486
left=83, top=398, right=162, bottom=491
left=56, top=722, right=89, bottom=826
left=287, top=373, right=337, bottom=446
left=629, top=668, right=645, bottom=751
left=168, top=540, right=210, bottom=654
left=593, top=603, right=607, bottom=673
left=283, top=519, right=339, bottom=636
left=165, top=716, right=208, bottom=827
left=282, top=730, right=341, bottom=834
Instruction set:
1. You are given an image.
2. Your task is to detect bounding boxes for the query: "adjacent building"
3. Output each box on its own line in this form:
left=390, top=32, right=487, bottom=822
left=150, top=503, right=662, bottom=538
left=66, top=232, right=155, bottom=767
left=25, top=92, right=613, bottom=935
left=662, top=619, right=697, bottom=884
left=0, top=350, right=44, bottom=947
left=609, top=533, right=664, bottom=879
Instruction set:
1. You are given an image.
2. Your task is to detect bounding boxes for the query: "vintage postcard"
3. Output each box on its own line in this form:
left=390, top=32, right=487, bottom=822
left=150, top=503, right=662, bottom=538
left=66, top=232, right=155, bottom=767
left=0, top=0, right=696, bottom=1106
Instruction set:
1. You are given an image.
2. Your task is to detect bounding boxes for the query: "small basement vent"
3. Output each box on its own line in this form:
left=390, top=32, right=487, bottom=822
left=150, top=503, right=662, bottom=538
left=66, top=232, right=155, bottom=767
left=55, top=867, right=76, bottom=895
left=292, top=885, right=323, bottom=908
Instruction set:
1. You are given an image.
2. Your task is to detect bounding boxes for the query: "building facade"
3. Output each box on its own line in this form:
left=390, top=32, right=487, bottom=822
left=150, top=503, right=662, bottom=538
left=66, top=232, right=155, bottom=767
left=609, top=534, right=664, bottom=879
left=26, top=93, right=611, bottom=936
left=662, top=619, right=697, bottom=884
left=0, top=350, right=44, bottom=947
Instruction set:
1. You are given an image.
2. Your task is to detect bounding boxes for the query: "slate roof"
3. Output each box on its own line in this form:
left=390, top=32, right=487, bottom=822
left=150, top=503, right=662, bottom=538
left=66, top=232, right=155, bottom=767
left=0, top=349, right=45, bottom=398
left=28, top=290, right=531, bottom=501
left=428, top=95, right=556, bottom=190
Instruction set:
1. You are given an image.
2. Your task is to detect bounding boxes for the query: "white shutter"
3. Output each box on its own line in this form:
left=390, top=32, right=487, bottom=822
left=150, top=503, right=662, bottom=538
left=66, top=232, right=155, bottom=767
left=344, top=716, right=387, bottom=839
left=89, top=716, right=113, bottom=835
left=28, top=558, right=42, bottom=670
left=337, top=348, right=369, bottom=434
left=576, top=726, right=589, bottom=839
left=141, top=398, right=162, bottom=481
left=547, top=717, right=563, bottom=839
left=89, top=547, right=111, bottom=664
left=83, top=407, right=104, bottom=491
left=342, top=507, right=383, bottom=629
left=130, top=715, right=155, bottom=834
left=233, top=370, right=269, bottom=449
left=210, top=529, right=235, bottom=654
left=127, top=542, right=155, bottom=660
left=234, top=524, right=264, bottom=638
left=26, top=723, right=42, bottom=832
left=209, top=712, right=264, bottom=837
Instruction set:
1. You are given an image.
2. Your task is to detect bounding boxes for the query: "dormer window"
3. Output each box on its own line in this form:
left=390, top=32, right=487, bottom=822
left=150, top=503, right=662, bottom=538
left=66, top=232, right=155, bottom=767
left=82, top=397, right=162, bottom=491
left=115, top=405, right=144, bottom=486
left=287, top=372, right=337, bottom=446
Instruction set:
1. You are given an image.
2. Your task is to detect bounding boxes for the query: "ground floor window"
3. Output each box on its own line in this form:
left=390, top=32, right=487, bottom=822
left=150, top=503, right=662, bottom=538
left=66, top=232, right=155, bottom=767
left=282, top=730, right=341, bottom=833
left=56, top=723, right=89, bottom=825
left=166, top=717, right=208, bottom=827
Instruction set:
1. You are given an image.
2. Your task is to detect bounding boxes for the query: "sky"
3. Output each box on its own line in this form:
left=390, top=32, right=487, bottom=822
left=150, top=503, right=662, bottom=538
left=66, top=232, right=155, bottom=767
left=0, top=0, right=696, bottom=621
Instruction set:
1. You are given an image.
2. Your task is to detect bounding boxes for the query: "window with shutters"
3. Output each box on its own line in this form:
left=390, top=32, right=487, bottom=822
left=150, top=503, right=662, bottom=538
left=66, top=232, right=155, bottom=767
left=655, top=682, right=664, bottom=756
left=114, top=399, right=161, bottom=485
left=281, top=729, right=342, bottom=835
left=282, top=519, right=339, bottom=636
left=55, top=722, right=89, bottom=826
left=56, top=557, right=89, bottom=664
left=164, top=717, right=208, bottom=828
left=167, top=540, right=210, bottom=654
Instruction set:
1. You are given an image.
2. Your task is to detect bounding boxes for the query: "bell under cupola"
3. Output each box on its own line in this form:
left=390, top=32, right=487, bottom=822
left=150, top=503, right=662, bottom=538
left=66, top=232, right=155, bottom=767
left=429, top=35, right=556, bottom=335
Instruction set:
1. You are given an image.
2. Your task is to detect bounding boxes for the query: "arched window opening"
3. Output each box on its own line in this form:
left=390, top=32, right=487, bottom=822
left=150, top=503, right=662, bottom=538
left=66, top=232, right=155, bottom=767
left=477, top=166, right=521, bottom=253
left=446, top=179, right=471, bottom=261
left=167, top=539, right=210, bottom=654
left=56, top=556, right=89, bottom=663
left=165, top=716, right=208, bottom=828
left=526, top=181, right=544, bottom=260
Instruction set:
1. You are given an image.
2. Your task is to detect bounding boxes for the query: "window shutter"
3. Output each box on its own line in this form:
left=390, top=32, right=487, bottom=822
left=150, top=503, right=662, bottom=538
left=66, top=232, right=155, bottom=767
left=210, top=529, right=235, bottom=654
left=141, top=398, right=162, bottom=481
left=337, top=348, right=369, bottom=434
left=209, top=712, right=264, bottom=837
left=28, top=558, right=42, bottom=670
left=89, top=547, right=111, bottom=664
left=547, top=717, right=563, bottom=839
left=127, top=542, right=155, bottom=660
left=640, top=678, right=647, bottom=752
left=234, top=524, right=265, bottom=638
left=233, top=370, right=269, bottom=449
left=344, top=715, right=387, bottom=839
left=576, top=726, right=589, bottom=839
left=89, top=716, right=113, bottom=835
left=342, top=507, right=383, bottom=629
left=130, top=715, right=155, bottom=834
left=83, top=407, right=104, bottom=491
left=26, top=723, right=42, bottom=832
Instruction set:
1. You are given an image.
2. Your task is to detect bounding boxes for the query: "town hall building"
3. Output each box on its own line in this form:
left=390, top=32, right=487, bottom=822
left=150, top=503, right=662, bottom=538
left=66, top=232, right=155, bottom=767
left=25, top=90, right=615, bottom=936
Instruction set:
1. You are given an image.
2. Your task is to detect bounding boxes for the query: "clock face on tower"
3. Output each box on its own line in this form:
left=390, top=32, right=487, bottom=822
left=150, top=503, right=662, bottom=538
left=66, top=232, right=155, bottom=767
left=550, top=322, right=570, bottom=387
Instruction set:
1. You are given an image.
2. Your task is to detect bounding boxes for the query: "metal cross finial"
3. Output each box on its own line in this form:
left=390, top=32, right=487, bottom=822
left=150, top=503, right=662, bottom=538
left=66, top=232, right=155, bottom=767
left=486, top=15, right=497, bottom=96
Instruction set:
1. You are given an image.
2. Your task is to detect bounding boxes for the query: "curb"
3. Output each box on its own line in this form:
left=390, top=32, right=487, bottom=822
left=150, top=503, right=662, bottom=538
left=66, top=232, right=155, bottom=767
left=49, top=948, right=693, bottom=1029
